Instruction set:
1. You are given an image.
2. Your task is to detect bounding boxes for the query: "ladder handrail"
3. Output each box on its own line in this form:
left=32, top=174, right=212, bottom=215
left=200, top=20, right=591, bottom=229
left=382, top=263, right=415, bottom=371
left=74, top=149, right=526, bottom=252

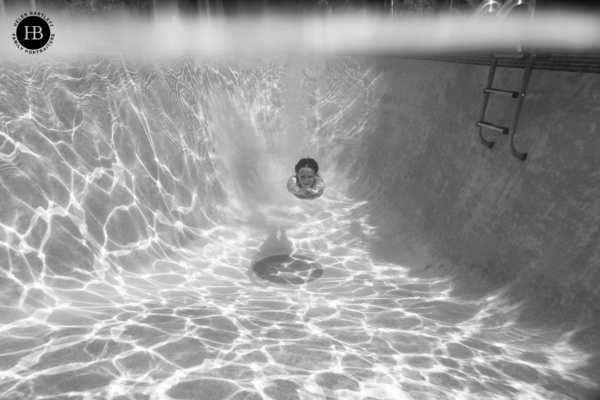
left=477, top=57, right=499, bottom=148
left=509, top=54, right=535, bottom=161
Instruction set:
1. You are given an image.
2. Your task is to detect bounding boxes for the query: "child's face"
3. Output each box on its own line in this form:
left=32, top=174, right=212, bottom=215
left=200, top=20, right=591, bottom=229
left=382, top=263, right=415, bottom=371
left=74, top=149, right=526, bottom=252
left=298, top=167, right=316, bottom=188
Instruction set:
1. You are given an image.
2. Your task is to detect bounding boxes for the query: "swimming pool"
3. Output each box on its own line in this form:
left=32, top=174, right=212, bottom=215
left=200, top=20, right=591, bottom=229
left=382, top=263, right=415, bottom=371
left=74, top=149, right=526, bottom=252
left=1, top=9, right=599, bottom=400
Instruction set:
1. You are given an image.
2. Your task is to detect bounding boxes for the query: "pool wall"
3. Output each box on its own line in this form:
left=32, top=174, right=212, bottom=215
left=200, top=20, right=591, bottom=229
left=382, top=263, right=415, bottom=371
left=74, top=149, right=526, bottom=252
left=333, top=56, right=600, bottom=359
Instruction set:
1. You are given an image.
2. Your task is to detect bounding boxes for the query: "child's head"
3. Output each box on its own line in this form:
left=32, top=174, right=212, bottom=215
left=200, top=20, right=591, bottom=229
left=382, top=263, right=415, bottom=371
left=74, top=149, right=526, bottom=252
left=294, top=158, right=319, bottom=188
left=294, top=158, right=319, bottom=174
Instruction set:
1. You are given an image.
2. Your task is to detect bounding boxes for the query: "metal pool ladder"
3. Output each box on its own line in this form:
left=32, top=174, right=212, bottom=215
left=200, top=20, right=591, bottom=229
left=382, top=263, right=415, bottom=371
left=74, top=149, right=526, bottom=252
left=476, top=52, right=535, bottom=161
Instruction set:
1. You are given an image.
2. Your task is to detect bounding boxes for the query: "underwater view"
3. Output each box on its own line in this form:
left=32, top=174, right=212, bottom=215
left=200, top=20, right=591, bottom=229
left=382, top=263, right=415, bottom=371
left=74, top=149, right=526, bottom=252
left=1, top=2, right=600, bottom=399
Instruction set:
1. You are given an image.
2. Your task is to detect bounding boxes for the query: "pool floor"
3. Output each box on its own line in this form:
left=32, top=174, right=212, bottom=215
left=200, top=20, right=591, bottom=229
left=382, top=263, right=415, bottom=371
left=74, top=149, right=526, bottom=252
left=0, top=194, right=594, bottom=400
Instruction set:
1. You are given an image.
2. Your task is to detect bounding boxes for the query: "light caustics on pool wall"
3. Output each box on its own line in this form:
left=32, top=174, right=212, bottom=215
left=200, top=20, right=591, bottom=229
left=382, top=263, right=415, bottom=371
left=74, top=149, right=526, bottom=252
left=1, top=14, right=600, bottom=400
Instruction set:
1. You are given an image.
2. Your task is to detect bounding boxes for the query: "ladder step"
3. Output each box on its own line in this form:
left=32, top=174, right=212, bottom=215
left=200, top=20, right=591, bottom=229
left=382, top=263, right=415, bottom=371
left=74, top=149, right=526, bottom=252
left=476, top=121, right=509, bottom=134
left=484, top=88, right=519, bottom=98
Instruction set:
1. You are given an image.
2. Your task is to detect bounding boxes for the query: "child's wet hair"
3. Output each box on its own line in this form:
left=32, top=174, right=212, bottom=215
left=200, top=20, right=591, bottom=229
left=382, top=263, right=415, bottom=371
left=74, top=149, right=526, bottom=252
left=295, top=158, right=319, bottom=174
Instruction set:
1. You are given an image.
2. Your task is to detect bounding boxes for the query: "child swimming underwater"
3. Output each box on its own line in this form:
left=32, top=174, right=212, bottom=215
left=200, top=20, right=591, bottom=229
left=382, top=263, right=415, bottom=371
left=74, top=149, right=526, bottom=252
left=287, top=158, right=325, bottom=200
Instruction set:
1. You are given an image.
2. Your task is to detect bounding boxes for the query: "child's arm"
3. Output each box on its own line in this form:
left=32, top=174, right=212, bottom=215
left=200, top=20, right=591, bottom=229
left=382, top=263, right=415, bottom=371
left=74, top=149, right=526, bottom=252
left=305, top=176, right=325, bottom=198
left=287, top=176, right=305, bottom=196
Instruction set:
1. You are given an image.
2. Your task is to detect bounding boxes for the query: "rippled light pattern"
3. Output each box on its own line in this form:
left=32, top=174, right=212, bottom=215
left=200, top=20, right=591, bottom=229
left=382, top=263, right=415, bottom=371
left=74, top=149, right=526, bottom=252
left=0, top=55, right=596, bottom=400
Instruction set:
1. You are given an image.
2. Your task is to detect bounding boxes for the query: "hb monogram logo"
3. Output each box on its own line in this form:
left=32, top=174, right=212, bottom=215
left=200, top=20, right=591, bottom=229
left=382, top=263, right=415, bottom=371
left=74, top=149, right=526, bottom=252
left=24, top=26, right=44, bottom=40
left=12, top=13, right=55, bottom=54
